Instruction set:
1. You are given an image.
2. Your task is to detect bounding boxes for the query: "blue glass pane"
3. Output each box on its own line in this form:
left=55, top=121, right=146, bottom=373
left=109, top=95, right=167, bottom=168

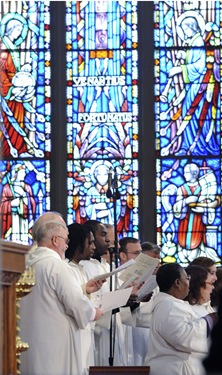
left=0, top=1, right=51, bottom=159
left=155, top=1, right=222, bottom=265
left=66, top=1, right=139, bottom=237
left=0, top=160, right=51, bottom=244
left=155, top=1, right=221, bottom=158
left=0, top=1, right=51, bottom=244
left=67, top=158, right=139, bottom=238
left=156, top=158, right=221, bottom=266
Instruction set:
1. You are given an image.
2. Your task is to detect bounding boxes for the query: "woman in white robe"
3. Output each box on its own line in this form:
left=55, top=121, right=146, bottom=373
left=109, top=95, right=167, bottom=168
left=20, top=220, right=103, bottom=375
left=185, top=264, right=215, bottom=317
left=145, top=263, right=217, bottom=375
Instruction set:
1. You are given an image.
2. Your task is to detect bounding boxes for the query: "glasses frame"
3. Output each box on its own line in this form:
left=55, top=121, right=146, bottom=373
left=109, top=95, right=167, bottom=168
left=126, top=251, right=142, bottom=255
left=55, top=235, right=70, bottom=245
left=180, top=275, right=191, bottom=281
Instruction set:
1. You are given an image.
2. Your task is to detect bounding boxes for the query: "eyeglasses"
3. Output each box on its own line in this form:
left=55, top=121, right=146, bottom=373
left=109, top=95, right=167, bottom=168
left=181, top=275, right=191, bottom=281
left=126, top=251, right=142, bottom=255
left=56, top=235, right=70, bottom=245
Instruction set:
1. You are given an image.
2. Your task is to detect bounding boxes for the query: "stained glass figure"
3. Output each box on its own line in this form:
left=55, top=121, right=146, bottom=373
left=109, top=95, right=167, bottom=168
left=0, top=1, right=51, bottom=159
left=66, top=1, right=139, bottom=237
left=155, top=1, right=222, bottom=265
left=0, top=1, right=51, bottom=244
left=0, top=160, right=50, bottom=244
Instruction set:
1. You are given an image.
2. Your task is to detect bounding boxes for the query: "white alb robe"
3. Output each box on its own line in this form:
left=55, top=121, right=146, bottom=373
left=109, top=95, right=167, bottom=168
left=20, top=247, right=96, bottom=375
left=68, top=260, right=95, bottom=375
left=190, top=300, right=215, bottom=317
left=113, top=271, right=135, bottom=366
left=145, top=292, right=208, bottom=375
left=80, top=258, right=112, bottom=366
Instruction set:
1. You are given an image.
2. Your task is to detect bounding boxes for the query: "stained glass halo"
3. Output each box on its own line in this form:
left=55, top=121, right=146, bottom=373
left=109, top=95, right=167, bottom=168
left=0, top=13, right=28, bottom=45
left=89, top=160, right=113, bottom=185
left=176, top=10, right=206, bottom=40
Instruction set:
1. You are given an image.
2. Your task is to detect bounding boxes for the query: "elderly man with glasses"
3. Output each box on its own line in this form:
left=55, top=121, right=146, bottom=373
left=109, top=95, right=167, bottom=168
left=20, top=218, right=103, bottom=375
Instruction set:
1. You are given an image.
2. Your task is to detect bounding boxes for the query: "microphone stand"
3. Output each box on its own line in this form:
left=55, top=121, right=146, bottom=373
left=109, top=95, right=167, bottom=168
left=106, top=169, right=120, bottom=366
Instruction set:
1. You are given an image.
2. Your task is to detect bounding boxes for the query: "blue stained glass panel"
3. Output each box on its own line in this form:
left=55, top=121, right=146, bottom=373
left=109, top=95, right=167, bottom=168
left=154, top=1, right=222, bottom=265
left=0, top=1, right=51, bottom=159
left=66, top=1, right=139, bottom=237
left=0, top=160, right=51, bottom=244
left=156, top=157, right=221, bottom=266
left=67, top=157, right=139, bottom=238
left=0, top=1, right=51, bottom=244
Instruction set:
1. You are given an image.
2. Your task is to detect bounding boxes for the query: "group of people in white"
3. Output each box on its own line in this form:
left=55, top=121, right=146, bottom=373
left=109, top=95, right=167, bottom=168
left=19, top=211, right=222, bottom=375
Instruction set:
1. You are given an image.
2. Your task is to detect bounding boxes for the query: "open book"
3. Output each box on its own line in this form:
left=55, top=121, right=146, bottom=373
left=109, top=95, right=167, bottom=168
left=92, top=254, right=159, bottom=312
left=93, top=259, right=135, bottom=281
left=118, top=253, right=159, bottom=290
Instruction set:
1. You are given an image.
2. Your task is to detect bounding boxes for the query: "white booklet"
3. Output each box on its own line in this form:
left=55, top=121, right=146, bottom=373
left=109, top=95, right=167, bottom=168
left=118, top=253, right=159, bottom=289
left=93, top=259, right=135, bottom=281
left=96, top=287, right=133, bottom=312
left=136, top=275, right=157, bottom=300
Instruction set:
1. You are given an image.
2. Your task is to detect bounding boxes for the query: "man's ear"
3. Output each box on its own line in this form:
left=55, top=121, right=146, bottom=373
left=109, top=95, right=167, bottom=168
left=119, top=252, right=126, bottom=262
left=175, top=278, right=181, bottom=290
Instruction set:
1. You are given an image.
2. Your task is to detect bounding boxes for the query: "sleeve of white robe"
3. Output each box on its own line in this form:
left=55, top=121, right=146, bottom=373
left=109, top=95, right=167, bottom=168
left=120, top=286, right=159, bottom=328
left=44, top=257, right=96, bottom=328
left=120, top=299, right=154, bottom=328
left=153, top=298, right=208, bottom=353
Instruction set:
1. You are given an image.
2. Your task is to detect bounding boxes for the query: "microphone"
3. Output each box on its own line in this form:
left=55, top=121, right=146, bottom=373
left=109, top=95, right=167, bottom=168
left=108, top=167, right=112, bottom=190
left=114, top=169, right=120, bottom=199
left=106, top=167, right=113, bottom=198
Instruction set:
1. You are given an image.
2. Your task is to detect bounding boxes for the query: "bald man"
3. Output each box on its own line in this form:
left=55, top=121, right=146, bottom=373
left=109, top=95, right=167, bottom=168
left=27, top=212, right=66, bottom=258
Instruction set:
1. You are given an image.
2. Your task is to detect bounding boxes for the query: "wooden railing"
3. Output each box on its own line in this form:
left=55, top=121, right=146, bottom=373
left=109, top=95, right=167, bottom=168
left=89, top=366, right=150, bottom=374
left=0, top=239, right=30, bottom=375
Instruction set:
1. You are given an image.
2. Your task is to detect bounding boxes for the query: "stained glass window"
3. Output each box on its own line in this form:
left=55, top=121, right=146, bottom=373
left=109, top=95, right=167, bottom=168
left=66, top=1, right=139, bottom=237
left=154, top=1, right=222, bottom=266
left=0, top=1, right=51, bottom=244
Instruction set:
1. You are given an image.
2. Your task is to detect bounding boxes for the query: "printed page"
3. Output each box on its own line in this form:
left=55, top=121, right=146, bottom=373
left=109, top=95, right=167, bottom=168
left=93, top=259, right=135, bottom=281
left=136, top=275, right=157, bottom=300
left=118, top=254, right=159, bottom=288
left=97, top=287, right=133, bottom=312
